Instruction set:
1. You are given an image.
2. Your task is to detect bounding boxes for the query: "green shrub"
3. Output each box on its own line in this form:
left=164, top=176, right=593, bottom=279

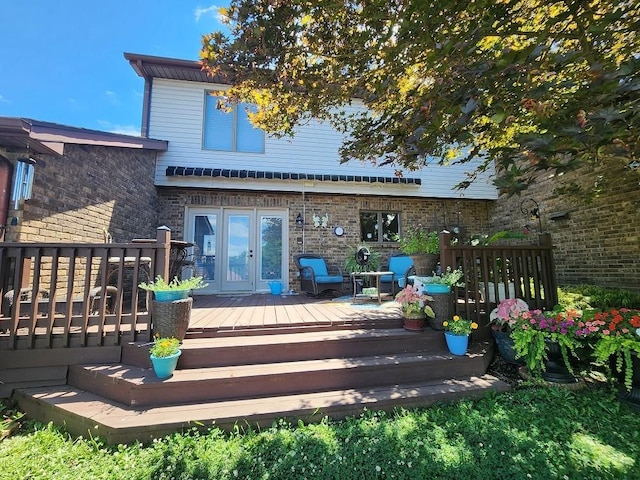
left=558, top=284, right=640, bottom=309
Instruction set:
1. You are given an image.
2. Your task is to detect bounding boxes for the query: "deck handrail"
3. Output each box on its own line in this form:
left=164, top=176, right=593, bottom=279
left=0, top=227, right=173, bottom=350
left=439, top=232, right=557, bottom=323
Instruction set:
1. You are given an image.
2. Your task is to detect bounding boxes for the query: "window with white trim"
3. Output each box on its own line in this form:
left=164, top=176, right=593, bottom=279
left=203, top=93, right=264, bottom=153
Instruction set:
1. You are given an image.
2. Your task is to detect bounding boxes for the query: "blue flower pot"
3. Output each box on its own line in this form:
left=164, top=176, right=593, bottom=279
left=150, top=350, right=181, bottom=379
left=153, top=290, right=190, bottom=302
left=424, top=284, right=452, bottom=294
left=445, top=332, right=469, bottom=356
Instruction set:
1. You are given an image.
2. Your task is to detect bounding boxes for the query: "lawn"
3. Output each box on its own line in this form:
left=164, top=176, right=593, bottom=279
left=1, top=385, right=639, bottom=480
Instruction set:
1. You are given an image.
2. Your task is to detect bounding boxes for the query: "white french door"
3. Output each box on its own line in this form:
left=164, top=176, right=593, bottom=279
left=186, top=207, right=288, bottom=293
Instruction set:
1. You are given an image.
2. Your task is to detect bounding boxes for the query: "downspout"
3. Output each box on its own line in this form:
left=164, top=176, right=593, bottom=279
left=140, top=75, right=153, bottom=138
left=0, top=156, right=13, bottom=241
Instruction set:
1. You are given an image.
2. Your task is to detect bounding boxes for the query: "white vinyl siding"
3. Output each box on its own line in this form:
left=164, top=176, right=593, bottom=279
left=147, top=78, right=498, bottom=200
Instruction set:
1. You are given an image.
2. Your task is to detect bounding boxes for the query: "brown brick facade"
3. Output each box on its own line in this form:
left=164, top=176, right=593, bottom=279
left=157, top=188, right=491, bottom=288
left=489, top=163, right=640, bottom=292
left=3, top=144, right=159, bottom=243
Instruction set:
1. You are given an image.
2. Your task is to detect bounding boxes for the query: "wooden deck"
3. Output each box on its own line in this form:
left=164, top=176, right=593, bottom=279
left=187, top=292, right=404, bottom=333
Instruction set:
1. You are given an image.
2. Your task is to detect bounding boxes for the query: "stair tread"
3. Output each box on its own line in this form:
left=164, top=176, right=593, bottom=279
left=179, top=328, right=440, bottom=349
left=78, top=345, right=490, bottom=385
left=19, top=375, right=510, bottom=430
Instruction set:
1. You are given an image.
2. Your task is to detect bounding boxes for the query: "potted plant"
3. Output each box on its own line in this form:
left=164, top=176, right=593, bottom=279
left=590, top=308, right=640, bottom=394
left=417, top=266, right=464, bottom=294
left=393, top=226, right=439, bottom=275
left=488, top=298, right=530, bottom=364
left=139, top=275, right=208, bottom=341
left=149, top=336, right=181, bottom=379
left=394, top=285, right=435, bottom=331
left=442, top=315, right=478, bottom=355
left=139, top=275, right=208, bottom=302
left=510, top=307, right=590, bottom=383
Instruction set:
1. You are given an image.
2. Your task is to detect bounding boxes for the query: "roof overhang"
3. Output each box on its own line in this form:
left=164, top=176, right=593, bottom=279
left=0, top=117, right=168, bottom=156
left=124, top=52, right=231, bottom=84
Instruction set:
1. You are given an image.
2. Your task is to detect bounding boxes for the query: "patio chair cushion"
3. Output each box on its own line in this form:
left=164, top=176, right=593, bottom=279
left=381, top=255, right=414, bottom=287
left=298, top=258, right=328, bottom=278
left=314, top=274, right=344, bottom=284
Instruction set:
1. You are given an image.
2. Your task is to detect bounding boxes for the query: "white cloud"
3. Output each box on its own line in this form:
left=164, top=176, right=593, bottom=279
left=105, top=90, right=121, bottom=106
left=108, top=124, right=141, bottom=136
left=195, top=4, right=222, bottom=22
left=0, top=94, right=10, bottom=104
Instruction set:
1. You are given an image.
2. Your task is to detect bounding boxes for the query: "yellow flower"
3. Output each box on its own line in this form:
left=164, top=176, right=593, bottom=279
left=453, top=315, right=460, bottom=322
left=471, top=322, right=479, bottom=330
left=443, top=321, right=449, bottom=327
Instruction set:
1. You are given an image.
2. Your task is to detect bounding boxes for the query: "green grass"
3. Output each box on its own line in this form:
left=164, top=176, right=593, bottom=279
left=2, top=386, right=639, bottom=479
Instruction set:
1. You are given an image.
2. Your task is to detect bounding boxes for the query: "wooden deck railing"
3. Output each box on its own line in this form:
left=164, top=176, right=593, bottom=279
left=439, top=232, right=557, bottom=323
left=0, top=227, right=172, bottom=350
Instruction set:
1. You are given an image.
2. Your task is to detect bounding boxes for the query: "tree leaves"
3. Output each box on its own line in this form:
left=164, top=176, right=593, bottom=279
left=200, top=0, right=640, bottom=197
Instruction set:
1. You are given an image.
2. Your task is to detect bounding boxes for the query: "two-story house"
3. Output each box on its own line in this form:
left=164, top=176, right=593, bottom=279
left=125, top=53, right=498, bottom=295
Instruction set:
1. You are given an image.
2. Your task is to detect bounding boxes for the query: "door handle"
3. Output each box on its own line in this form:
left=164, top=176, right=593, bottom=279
left=248, top=250, right=254, bottom=258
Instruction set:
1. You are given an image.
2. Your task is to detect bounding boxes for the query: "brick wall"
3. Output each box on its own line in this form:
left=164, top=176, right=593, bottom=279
left=4, top=144, right=159, bottom=243
left=157, top=188, right=491, bottom=288
left=489, top=163, right=640, bottom=292
left=1, top=144, right=160, bottom=296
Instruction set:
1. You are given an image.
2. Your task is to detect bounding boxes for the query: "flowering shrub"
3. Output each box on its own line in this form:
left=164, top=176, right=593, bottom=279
left=489, top=298, right=530, bottom=331
left=149, top=337, right=180, bottom=358
left=394, top=285, right=434, bottom=317
left=590, top=308, right=640, bottom=390
left=511, top=308, right=588, bottom=376
left=442, top=315, right=478, bottom=335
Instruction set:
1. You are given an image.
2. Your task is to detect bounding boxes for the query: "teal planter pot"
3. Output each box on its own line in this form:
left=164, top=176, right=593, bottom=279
left=445, top=332, right=469, bottom=356
left=150, top=350, right=181, bottom=379
left=153, top=290, right=190, bottom=302
left=424, top=284, right=451, bottom=294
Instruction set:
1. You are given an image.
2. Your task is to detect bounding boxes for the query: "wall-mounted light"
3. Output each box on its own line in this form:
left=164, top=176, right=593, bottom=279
left=12, top=157, right=36, bottom=210
left=520, top=198, right=542, bottom=233
left=295, top=213, right=304, bottom=228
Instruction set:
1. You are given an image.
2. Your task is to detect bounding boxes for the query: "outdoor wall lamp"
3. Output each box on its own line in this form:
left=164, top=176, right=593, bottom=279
left=520, top=198, right=542, bottom=233
left=12, top=157, right=36, bottom=209
left=295, top=213, right=304, bottom=228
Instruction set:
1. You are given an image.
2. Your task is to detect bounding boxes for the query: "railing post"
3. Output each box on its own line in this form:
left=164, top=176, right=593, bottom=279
left=538, top=233, right=552, bottom=247
left=439, top=231, right=454, bottom=270
left=155, top=226, right=171, bottom=281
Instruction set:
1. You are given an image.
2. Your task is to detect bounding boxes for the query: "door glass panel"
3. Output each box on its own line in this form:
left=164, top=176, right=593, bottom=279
left=227, top=214, right=250, bottom=281
left=260, top=216, right=283, bottom=280
left=193, top=214, right=216, bottom=281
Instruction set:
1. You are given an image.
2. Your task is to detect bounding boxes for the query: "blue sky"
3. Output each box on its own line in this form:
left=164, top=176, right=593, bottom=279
left=0, top=1, right=228, bottom=135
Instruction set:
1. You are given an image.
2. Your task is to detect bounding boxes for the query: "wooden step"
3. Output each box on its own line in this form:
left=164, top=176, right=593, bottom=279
left=15, top=375, right=510, bottom=444
left=70, top=340, right=493, bottom=407
left=122, top=328, right=449, bottom=369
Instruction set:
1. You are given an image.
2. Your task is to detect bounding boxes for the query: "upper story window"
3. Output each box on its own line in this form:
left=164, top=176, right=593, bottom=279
left=360, top=211, right=400, bottom=243
left=203, top=93, right=265, bottom=153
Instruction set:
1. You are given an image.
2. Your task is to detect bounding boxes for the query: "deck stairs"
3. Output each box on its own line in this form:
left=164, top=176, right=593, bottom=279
left=14, top=321, right=510, bottom=444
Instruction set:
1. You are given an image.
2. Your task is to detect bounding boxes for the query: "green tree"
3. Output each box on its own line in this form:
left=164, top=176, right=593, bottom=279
left=201, top=0, right=639, bottom=197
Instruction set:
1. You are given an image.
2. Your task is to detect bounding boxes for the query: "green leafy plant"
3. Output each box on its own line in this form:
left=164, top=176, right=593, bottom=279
left=511, top=307, right=591, bottom=377
left=393, top=227, right=439, bottom=255
left=343, top=245, right=381, bottom=273
left=139, top=275, right=208, bottom=292
left=589, top=308, right=640, bottom=391
left=417, top=266, right=464, bottom=287
left=442, top=315, right=478, bottom=335
left=149, top=337, right=180, bottom=358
